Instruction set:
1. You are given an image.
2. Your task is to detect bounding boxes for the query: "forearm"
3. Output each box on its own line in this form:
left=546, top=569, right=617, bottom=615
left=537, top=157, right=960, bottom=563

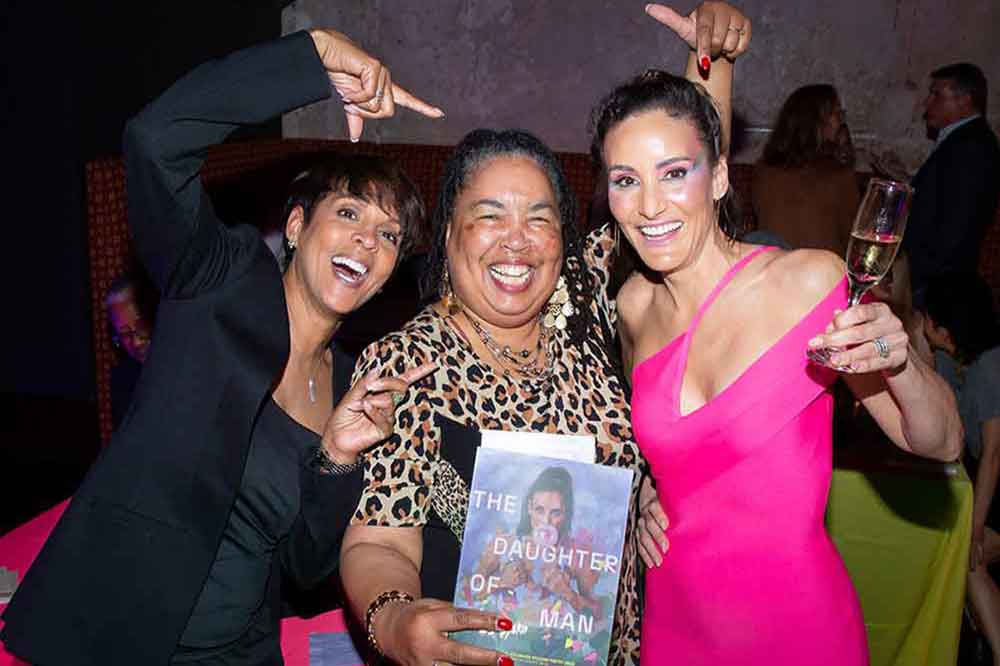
left=340, top=528, right=423, bottom=629
left=124, top=31, right=331, bottom=290
left=883, top=350, right=963, bottom=460
left=684, top=53, right=733, bottom=155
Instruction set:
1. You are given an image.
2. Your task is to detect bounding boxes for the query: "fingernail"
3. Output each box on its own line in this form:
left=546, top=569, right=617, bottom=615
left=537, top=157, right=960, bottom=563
left=350, top=136, right=359, bottom=143
left=497, top=617, right=513, bottom=631
left=498, top=656, right=514, bottom=666
left=700, top=55, right=711, bottom=71
left=807, top=337, right=822, bottom=348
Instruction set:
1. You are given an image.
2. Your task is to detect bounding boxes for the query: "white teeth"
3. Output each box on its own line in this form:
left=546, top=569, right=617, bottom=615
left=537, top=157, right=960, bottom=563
left=331, top=256, right=369, bottom=276
left=490, top=264, right=531, bottom=277
left=489, top=264, right=532, bottom=286
left=639, top=221, right=683, bottom=238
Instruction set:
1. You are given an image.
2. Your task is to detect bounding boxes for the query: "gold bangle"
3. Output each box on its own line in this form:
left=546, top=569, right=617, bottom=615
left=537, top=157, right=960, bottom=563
left=365, top=589, right=415, bottom=656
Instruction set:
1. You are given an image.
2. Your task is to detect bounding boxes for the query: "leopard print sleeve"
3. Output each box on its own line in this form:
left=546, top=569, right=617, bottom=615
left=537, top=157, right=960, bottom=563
left=349, top=329, right=439, bottom=528
left=584, top=222, right=618, bottom=332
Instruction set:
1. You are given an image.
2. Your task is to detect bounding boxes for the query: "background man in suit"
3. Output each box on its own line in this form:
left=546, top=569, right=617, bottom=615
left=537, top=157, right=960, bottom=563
left=904, top=63, right=1000, bottom=306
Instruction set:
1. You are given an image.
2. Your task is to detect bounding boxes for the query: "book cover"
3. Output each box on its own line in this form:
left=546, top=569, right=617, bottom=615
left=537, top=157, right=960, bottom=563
left=452, top=446, right=633, bottom=666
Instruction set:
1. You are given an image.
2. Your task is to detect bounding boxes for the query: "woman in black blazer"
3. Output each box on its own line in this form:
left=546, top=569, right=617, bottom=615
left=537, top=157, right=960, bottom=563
left=2, top=29, right=442, bottom=665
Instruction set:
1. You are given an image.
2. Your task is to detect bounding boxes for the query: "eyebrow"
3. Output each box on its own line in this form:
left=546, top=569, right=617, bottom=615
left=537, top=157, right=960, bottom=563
left=607, top=156, right=694, bottom=172
left=469, top=199, right=556, bottom=213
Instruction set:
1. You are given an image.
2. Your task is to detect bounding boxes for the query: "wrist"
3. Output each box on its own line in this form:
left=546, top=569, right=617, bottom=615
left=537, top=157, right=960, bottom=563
left=308, top=29, right=330, bottom=59
left=311, top=444, right=359, bottom=474
left=366, top=590, right=415, bottom=657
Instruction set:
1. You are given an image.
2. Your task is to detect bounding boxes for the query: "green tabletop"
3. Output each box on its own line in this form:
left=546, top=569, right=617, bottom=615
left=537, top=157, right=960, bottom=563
left=827, top=463, right=972, bottom=666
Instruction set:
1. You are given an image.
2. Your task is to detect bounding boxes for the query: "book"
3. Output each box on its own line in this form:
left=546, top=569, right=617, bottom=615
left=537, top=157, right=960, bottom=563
left=452, top=445, right=633, bottom=666
left=480, top=429, right=595, bottom=463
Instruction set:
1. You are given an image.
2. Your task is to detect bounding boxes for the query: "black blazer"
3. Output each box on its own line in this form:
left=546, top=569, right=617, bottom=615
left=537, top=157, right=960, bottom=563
left=904, top=116, right=1000, bottom=297
left=1, top=32, right=363, bottom=665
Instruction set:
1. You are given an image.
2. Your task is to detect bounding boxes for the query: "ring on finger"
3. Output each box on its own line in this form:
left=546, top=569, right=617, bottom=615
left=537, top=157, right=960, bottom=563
left=872, top=336, right=890, bottom=359
left=391, top=392, right=405, bottom=406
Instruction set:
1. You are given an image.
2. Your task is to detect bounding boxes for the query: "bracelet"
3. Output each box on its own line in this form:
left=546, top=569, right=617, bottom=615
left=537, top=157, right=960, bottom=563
left=310, top=446, right=361, bottom=476
left=365, top=589, right=415, bottom=656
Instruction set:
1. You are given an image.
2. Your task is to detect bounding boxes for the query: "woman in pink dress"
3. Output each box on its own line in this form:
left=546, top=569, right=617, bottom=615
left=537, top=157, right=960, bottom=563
left=589, top=4, right=964, bottom=664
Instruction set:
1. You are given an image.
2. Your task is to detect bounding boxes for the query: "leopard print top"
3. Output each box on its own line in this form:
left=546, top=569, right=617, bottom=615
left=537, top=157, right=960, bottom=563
left=351, top=225, right=644, bottom=666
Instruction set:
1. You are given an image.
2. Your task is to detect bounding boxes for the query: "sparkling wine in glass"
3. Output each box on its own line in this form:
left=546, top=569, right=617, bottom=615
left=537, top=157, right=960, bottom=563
left=807, top=177, right=913, bottom=367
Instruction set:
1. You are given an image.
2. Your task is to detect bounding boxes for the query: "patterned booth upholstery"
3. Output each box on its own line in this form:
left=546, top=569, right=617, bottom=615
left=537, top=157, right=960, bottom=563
left=85, top=138, right=997, bottom=444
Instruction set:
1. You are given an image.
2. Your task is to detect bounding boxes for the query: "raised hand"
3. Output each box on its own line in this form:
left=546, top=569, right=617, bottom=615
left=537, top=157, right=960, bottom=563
left=807, top=302, right=909, bottom=374
left=308, top=29, right=444, bottom=142
left=645, top=1, right=752, bottom=69
left=321, top=361, right=436, bottom=464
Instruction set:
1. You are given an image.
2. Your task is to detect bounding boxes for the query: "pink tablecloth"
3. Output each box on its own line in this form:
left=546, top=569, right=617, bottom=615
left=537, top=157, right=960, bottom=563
left=0, top=500, right=352, bottom=666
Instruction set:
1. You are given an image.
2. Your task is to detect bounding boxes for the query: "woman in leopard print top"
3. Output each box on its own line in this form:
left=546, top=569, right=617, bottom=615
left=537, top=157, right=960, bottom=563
left=339, top=128, right=644, bottom=666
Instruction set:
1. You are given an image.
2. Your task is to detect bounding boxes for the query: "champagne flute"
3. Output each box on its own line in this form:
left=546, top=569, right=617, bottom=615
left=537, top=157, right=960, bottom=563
left=806, top=177, right=913, bottom=367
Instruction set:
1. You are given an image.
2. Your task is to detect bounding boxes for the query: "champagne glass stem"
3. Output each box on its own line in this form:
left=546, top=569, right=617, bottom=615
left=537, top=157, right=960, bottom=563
left=847, top=277, right=868, bottom=308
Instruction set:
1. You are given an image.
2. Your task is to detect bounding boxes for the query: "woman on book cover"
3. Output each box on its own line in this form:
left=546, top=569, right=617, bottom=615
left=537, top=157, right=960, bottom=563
left=468, top=466, right=603, bottom=619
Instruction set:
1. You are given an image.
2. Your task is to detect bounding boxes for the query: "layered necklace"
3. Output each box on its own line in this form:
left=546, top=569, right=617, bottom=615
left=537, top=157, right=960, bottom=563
left=464, top=311, right=553, bottom=381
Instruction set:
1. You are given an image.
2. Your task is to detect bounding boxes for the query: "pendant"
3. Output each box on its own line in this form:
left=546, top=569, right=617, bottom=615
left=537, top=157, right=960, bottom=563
left=308, top=377, right=317, bottom=404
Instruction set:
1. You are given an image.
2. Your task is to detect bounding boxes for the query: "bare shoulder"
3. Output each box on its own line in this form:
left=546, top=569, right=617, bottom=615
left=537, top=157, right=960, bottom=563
left=767, top=248, right=845, bottom=298
left=616, top=271, right=657, bottom=333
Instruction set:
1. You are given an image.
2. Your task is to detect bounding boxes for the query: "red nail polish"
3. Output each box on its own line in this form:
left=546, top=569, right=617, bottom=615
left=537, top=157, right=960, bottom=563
left=498, top=656, right=515, bottom=666
left=497, top=617, right=513, bottom=631
left=700, top=55, right=711, bottom=71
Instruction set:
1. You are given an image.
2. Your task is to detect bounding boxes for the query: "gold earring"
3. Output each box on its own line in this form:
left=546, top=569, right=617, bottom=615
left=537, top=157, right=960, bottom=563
left=543, top=275, right=574, bottom=331
left=441, top=264, right=461, bottom=315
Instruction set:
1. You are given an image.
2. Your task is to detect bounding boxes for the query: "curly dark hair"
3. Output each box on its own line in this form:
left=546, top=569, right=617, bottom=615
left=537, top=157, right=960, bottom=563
left=280, top=154, right=425, bottom=271
left=420, top=128, right=597, bottom=351
left=761, top=84, right=843, bottom=168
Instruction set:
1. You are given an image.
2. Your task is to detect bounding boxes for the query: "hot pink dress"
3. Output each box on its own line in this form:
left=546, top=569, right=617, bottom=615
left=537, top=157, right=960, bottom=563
left=630, top=247, right=868, bottom=665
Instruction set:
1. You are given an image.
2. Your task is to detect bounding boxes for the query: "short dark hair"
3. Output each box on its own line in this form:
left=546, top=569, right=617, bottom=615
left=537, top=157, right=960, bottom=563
left=280, top=154, right=425, bottom=270
left=761, top=84, right=842, bottom=168
left=421, top=128, right=598, bottom=351
left=517, top=466, right=574, bottom=540
left=924, top=272, right=1000, bottom=363
left=932, top=63, right=988, bottom=113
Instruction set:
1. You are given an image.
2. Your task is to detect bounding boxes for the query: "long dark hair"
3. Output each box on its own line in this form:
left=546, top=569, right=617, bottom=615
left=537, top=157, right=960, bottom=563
left=924, top=272, right=1000, bottom=364
left=420, top=128, right=596, bottom=351
left=761, top=84, right=842, bottom=168
left=589, top=69, right=743, bottom=295
left=280, top=154, right=425, bottom=271
left=517, top=466, right=574, bottom=540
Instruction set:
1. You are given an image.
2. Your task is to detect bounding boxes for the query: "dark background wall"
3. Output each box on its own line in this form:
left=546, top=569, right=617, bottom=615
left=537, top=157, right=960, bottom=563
left=1, top=0, right=288, bottom=534
left=282, top=0, right=1000, bottom=174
